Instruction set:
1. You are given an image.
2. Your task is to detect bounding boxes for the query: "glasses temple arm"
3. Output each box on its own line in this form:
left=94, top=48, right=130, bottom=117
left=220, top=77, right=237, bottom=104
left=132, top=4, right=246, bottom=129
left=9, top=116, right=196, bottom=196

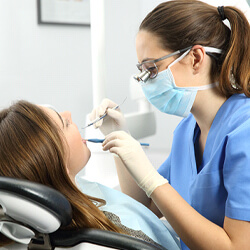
left=139, top=46, right=193, bottom=66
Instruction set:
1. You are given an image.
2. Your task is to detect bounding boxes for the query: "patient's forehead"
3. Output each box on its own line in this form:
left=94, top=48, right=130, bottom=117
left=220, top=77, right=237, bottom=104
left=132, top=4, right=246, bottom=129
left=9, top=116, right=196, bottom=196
left=38, top=105, right=64, bottom=128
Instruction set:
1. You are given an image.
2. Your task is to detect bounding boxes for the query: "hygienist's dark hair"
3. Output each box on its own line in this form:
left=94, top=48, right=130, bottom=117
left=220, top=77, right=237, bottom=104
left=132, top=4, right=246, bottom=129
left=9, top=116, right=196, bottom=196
left=139, top=0, right=250, bottom=97
left=0, top=100, right=124, bottom=246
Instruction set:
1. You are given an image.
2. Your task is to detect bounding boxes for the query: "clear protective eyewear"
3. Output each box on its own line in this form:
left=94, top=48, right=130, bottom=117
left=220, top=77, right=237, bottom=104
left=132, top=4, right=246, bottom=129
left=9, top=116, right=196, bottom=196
left=134, top=46, right=192, bottom=83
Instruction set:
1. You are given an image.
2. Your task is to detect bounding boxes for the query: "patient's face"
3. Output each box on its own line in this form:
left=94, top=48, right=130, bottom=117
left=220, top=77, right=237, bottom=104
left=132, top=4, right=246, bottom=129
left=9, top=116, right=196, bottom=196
left=40, top=106, right=91, bottom=179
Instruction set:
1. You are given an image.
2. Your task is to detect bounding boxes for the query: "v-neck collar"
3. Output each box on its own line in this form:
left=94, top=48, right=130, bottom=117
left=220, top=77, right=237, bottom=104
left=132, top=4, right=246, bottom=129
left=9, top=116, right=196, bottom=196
left=189, top=96, right=232, bottom=175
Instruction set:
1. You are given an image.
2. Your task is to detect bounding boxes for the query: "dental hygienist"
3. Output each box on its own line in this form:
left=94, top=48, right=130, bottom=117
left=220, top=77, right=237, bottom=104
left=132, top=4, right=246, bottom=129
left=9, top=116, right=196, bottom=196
left=90, top=1, right=250, bottom=249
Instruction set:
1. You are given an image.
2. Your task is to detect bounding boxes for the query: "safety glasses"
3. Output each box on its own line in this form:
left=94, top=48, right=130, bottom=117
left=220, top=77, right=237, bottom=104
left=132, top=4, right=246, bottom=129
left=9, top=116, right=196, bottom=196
left=134, top=46, right=192, bottom=83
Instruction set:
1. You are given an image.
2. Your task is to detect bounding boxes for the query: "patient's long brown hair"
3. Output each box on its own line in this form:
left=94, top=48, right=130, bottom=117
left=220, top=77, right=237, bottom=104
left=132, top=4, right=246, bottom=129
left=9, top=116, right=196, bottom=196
left=140, top=0, right=250, bottom=97
left=0, top=100, right=123, bottom=246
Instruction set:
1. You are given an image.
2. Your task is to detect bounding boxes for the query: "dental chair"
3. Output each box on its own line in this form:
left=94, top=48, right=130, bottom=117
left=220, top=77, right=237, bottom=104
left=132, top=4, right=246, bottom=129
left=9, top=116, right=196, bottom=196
left=0, top=177, right=167, bottom=250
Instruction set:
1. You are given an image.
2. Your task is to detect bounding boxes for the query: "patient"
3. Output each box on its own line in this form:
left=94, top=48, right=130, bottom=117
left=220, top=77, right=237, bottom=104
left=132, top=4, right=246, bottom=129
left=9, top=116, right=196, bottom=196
left=0, top=100, right=180, bottom=249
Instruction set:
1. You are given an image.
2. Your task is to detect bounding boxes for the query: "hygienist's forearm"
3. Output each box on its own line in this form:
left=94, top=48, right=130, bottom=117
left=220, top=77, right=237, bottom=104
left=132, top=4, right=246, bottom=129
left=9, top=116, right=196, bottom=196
left=114, top=156, right=162, bottom=218
left=151, top=183, right=233, bottom=250
left=114, top=156, right=151, bottom=204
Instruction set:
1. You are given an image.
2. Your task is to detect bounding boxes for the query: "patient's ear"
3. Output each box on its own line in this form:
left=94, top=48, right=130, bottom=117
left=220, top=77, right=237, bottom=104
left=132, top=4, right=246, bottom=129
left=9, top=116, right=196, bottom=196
left=65, top=166, right=76, bottom=185
left=66, top=167, right=70, bottom=176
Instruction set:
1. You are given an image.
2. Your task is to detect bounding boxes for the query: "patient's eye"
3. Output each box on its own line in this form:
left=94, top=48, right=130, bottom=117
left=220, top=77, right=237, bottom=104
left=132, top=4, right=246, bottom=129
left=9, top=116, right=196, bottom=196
left=65, top=118, right=71, bottom=127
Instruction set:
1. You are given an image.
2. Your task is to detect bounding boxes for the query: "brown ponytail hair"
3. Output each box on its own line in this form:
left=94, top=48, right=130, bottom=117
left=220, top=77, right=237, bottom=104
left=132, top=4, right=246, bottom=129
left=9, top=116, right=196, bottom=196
left=139, top=0, right=250, bottom=97
left=0, top=100, right=123, bottom=246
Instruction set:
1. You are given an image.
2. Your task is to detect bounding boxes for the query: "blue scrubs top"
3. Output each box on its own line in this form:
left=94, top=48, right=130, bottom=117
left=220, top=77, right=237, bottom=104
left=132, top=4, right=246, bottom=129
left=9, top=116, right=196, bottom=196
left=158, top=94, right=250, bottom=250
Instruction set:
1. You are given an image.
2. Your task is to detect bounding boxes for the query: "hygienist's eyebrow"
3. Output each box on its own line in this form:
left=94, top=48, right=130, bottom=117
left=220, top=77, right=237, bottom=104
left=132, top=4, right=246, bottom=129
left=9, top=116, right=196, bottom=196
left=141, top=57, right=155, bottom=63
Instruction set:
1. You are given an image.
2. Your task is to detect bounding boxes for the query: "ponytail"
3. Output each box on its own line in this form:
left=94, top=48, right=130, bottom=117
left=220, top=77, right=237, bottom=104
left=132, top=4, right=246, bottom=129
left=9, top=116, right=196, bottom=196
left=220, top=6, right=250, bottom=97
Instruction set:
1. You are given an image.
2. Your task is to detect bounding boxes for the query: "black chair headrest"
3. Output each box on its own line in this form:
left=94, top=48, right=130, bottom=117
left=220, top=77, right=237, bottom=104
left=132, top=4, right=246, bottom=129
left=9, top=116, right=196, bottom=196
left=0, top=176, right=72, bottom=229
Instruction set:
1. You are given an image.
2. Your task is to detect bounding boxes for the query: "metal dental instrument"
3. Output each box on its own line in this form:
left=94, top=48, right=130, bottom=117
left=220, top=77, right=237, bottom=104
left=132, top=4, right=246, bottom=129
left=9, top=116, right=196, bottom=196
left=85, top=138, right=149, bottom=147
left=82, top=97, right=127, bottom=130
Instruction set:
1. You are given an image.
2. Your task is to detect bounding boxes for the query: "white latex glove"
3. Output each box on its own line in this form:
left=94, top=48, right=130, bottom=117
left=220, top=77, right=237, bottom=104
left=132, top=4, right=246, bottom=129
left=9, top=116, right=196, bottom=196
left=89, top=99, right=128, bottom=136
left=102, top=131, right=168, bottom=197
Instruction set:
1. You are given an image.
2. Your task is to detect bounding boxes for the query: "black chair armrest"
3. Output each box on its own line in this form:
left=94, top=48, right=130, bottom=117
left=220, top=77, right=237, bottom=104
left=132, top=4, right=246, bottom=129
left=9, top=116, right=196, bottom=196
left=50, top=228, right=168, bottom=250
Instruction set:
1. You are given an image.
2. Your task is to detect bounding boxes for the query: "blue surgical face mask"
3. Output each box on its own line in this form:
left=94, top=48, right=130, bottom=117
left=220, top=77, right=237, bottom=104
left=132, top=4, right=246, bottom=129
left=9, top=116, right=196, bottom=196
left=141, top=49, right=218, bottom=117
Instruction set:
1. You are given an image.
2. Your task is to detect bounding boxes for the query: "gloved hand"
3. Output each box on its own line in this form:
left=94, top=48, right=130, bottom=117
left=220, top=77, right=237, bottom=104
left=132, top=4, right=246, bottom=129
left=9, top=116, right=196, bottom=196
left=102, top=131, right=168, bottom=197
left=89, top=99, right=128, bottom=136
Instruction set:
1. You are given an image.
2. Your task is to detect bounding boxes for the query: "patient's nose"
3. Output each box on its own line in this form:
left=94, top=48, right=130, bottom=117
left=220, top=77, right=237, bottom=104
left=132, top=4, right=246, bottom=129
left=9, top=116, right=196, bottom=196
left=60, top=111, right=72, bottom=122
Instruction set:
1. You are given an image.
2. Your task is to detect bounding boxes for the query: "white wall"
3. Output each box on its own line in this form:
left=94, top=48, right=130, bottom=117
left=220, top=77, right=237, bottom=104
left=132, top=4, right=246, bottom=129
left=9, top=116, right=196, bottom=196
left=0, top=0, right=92, bottom=137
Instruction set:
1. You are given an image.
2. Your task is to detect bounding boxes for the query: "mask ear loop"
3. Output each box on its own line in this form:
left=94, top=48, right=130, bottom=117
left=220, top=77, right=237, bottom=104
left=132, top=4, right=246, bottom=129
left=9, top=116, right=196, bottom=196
left=168, top=49, right=191, bottom=68
left=168, top=47, right=222, bottom=69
